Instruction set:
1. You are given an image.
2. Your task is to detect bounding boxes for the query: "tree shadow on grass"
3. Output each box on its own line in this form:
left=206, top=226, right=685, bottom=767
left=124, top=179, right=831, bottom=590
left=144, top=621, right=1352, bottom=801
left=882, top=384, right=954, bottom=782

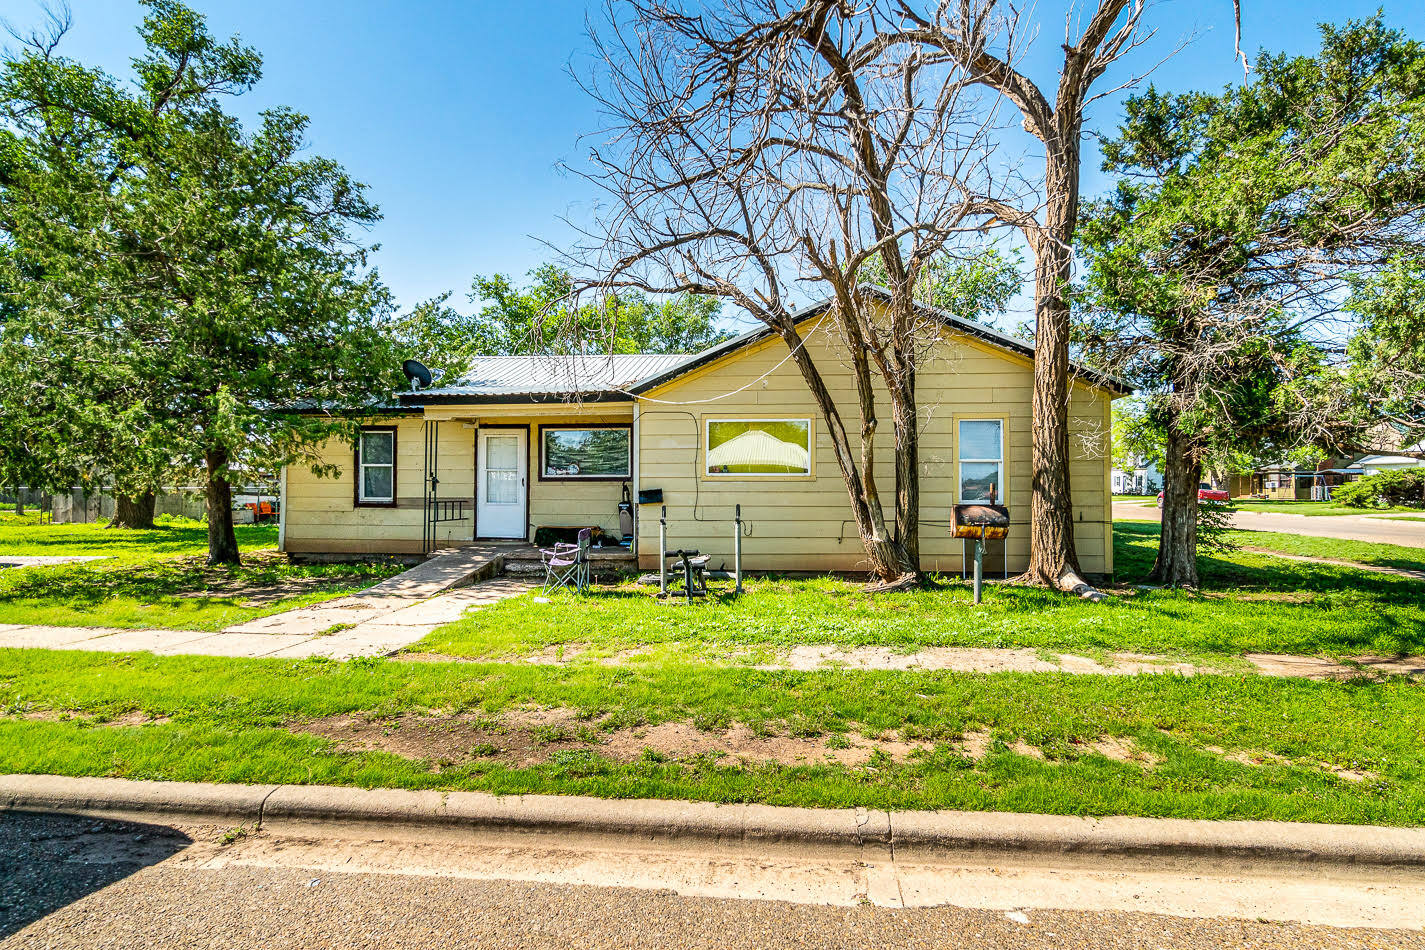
left=0, top=558, right=400, bottom=611
left=0, top=811, right=193, bottom=938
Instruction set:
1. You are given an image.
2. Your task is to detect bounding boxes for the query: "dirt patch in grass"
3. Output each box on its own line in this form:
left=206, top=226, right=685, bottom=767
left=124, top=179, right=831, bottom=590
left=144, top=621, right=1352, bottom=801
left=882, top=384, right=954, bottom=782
left=289, top=708, right=937, bottom=770
left=1205, top=745, right=1377, bottom=783
left=9, top=709, right=170, bottom=726
left=1075, top=735, right=1163, bottom=769
left=287, top=709, right=1178, bottom=774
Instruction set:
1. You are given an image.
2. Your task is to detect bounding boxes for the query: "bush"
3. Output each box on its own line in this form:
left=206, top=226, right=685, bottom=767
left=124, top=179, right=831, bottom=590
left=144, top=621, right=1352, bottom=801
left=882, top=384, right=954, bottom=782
left=1334, top=470, right=1425, bottom=509
left=1197, top=500, right=1239, bottom=552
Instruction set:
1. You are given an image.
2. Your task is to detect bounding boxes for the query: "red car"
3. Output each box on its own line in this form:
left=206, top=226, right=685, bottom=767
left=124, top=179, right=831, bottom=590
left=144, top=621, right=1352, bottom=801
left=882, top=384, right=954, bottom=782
left=1157, top=483, right=1230, bottom=506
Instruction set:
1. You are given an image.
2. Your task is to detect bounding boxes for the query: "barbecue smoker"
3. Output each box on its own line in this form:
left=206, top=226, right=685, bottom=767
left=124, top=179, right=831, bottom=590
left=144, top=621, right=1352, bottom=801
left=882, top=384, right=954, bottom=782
left=951, top=498, right=1010, bottom=605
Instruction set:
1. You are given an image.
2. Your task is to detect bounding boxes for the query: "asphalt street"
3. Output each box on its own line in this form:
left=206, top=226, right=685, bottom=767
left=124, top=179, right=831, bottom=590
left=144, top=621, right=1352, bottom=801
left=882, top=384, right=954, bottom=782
left=1112, top=502, right=1425, bottom=548
left=3, top=813, right=1422, bottom=949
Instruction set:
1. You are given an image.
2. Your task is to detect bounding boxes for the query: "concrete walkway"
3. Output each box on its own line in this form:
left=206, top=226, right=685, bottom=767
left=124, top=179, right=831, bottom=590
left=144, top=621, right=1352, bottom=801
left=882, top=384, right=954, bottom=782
left=1114, top=501, right=1425, bottom=548
left=0, top=546, right=530, bottom=660
left=493, top=642, right=1424, bottom=680
left=1239, top=547, right=1425, bottom=581
left=0, top=555, right=110, bottom=569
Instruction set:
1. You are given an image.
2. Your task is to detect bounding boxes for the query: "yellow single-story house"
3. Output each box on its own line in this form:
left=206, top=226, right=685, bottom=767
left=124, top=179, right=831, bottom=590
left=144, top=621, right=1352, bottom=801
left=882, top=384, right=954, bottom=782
left=280, top=290, right=1128, bottom=575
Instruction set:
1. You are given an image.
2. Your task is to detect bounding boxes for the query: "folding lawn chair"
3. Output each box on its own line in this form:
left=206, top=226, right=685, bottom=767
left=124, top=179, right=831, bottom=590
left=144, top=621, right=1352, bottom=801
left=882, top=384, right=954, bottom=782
left=540, top=527, right=591, bottom=594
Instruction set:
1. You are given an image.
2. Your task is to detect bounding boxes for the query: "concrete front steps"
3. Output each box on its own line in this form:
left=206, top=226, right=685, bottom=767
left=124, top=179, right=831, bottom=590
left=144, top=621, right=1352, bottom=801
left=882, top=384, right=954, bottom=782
left=498, top=544, right=637, bottom=580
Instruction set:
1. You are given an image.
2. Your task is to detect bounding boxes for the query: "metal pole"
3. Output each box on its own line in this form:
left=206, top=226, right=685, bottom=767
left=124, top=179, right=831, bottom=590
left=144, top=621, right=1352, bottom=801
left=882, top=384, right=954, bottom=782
left=659, top=505, right=667, bottom=596
left=733, top=504, right=743, bottom=594
left=973, top=527, right=985, bottom=605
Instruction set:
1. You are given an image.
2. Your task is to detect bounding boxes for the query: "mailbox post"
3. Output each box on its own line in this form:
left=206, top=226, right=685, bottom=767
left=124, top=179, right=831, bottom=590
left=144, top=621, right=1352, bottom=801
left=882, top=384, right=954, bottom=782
left=951, top=504, right=1010, bottom=605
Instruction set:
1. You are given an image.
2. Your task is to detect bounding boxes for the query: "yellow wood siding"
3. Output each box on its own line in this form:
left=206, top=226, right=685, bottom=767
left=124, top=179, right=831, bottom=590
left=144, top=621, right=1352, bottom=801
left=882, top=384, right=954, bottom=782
left=635, top=315, right=1116, bottom=575
left=283, top=321, right=1118, bottom=572
left=283, top=409, right=635, bottom=554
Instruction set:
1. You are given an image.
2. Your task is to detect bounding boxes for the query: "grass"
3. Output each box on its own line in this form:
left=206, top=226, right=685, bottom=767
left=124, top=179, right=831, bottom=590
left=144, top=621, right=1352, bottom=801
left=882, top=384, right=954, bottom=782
left=0, top=514, right=277, bottom=566
left=0, top=516, right=404, bottom=630
left=2, top=520, right=1422, bottom=825
left=413, top=523, right=1425, bottom=663
left=1224, top=528, right=1425, bottom=574
left=0, top=647, right=1420, bottom=825
left=1231, top=499, right=1424, bottom=517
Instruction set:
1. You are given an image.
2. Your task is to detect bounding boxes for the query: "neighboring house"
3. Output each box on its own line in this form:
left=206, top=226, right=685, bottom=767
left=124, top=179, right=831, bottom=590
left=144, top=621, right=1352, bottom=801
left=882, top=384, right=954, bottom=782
left=1111, top=458, right=1161, bottom=495
left=1230, top=460, right=1358, bottom=501
left=280, top=290, right=1129, bottom=575
left=1347, top=441, right=1425, bottom=476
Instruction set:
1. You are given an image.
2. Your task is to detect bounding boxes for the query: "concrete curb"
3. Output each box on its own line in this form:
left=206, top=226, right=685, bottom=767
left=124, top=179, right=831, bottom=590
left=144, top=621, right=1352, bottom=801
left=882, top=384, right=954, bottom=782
left=4, top=773, right=1425, bottom=868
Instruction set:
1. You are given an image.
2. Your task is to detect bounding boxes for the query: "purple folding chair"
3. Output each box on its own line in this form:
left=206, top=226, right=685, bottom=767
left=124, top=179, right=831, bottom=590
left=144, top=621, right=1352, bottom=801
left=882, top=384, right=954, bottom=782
left=540, top=527, right=591, bottom=594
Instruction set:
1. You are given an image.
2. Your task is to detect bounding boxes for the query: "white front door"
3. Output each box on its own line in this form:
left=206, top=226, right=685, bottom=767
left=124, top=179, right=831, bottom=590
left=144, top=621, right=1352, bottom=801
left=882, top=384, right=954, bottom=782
left=477, top=428, right=527, bottom=539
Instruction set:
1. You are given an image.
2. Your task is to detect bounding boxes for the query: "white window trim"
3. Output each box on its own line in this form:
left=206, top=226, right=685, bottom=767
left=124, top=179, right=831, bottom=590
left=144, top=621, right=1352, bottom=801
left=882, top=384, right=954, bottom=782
left=357, top=429, right=396, bottom=505
left=539, top=425, right=632, bottom=480
left=957, top=418, right=1005, bottom=505
left=704, top=417, right=814, bottom=478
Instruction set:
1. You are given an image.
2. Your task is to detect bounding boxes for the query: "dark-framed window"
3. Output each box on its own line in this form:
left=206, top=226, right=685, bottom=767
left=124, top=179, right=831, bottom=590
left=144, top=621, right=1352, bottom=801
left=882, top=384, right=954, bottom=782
left=538, top=425, right=632, bottom=481
left=355, top=426, right=397, bottom=507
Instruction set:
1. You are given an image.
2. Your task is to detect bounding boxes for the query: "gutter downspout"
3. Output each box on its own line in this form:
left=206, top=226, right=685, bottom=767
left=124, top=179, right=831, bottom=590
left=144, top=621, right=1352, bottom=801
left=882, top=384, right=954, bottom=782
left=277, top=465, right=288, bottom=553
left=631, top=400, right=641, bottom=562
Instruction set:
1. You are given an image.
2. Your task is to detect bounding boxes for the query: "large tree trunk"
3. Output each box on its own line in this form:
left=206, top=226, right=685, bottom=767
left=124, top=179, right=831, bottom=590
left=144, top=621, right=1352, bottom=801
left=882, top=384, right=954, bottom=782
left=779, top=322, right=913, bottom=582
left=1151, top=427, right=1201, bottom=587
left=1023, top=147, right=1089, bottom=592
left=13, top=489, right=23, bottom=516
left=109, top=491, right=156, bottom=530
left=891, top=383, right=920, bottom=568
left=204, top=448, right=241, bottom=566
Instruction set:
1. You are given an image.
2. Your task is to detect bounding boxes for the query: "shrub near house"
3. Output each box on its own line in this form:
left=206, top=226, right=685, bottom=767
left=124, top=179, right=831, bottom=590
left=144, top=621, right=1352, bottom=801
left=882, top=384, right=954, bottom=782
left=1335, top=470, right=1425, bottom=509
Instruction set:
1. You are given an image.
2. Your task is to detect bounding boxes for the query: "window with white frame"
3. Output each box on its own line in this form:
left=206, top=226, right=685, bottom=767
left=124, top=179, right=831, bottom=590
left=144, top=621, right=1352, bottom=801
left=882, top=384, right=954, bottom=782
left=705, top=419, right=812, bottom=476
left=958, top=419, right=1003, bottom=504
left=356, top=428, right=396, bottom=505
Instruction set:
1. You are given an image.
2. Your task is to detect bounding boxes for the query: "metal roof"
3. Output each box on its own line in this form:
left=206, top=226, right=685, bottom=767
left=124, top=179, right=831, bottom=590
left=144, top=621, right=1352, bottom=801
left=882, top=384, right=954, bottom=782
left=408, top=353, right=689, bottom=402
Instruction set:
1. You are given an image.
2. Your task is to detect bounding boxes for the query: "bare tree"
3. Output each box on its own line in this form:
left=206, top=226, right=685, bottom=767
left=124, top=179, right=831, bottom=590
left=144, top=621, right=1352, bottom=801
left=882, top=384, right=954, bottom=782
left=566, top=0, right=1026, bottom=584
left=862, top=0, right=1174, bottom=592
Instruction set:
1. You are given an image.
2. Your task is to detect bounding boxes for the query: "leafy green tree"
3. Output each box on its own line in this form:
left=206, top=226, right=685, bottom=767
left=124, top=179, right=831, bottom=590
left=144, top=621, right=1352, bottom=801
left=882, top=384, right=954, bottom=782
left=0, top=1, right=395, bottom=560
left=470, top=265, right=729, bottom=357
left=390, top=265, right=730, bottom=375
left=1291, top=250, right=1425, bottom=459
left=859, top=249, right=1022, bottom=327
left=1078, top=16, right=1425, bottom=587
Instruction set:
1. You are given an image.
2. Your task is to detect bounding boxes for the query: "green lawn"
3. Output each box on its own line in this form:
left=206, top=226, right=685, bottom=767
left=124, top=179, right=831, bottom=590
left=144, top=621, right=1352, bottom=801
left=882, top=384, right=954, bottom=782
left=1231, top=499, right=1423, bottom=517
left=2, top=520, right=1422, bottom=826
left=0, top=517, right=404, bottom=630
left=1223, top=528, right=1425, bottom=573
left=0, top=514, right=276, bottom=565
left=413, top=523, right=1425, bottom=663
left=0, top=648, right=1420, bottom=825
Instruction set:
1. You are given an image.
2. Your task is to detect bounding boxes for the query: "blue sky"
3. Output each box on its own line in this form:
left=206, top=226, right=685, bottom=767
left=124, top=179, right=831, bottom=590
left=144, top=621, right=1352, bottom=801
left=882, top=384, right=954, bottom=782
left=6, top=0, right=1424, bottom=327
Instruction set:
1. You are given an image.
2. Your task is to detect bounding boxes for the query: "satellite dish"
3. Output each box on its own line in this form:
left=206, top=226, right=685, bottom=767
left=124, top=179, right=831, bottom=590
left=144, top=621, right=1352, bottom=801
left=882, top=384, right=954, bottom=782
left=402, top=359, right=434, bottom=392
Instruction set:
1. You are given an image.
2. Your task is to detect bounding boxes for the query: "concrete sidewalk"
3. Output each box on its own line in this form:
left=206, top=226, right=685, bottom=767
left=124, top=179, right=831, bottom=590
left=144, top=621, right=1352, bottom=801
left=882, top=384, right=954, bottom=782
left=0, top=572, right=530, bottom=660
